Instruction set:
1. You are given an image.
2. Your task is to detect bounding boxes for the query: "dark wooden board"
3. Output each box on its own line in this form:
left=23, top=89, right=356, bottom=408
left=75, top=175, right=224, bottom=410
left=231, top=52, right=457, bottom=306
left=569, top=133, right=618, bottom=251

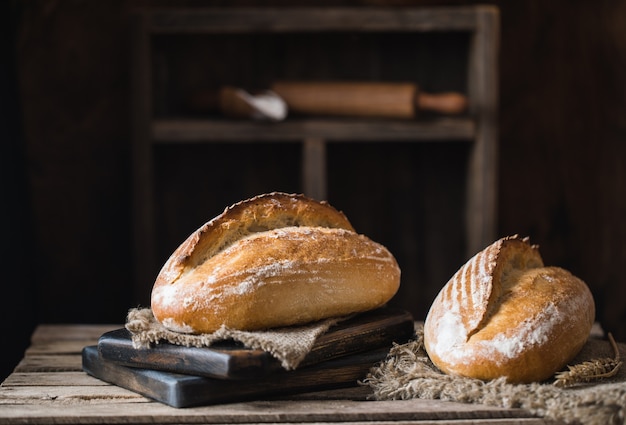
left=97, top=308, right=415, bottom=379
left=99, top=330, right=272, bottom=379
left=82, top=344, right=390, bottom=408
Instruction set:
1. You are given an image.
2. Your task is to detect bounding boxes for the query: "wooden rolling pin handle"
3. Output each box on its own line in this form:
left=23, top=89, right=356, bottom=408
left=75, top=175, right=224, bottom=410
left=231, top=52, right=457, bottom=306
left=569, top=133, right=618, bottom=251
left=416, top=92, right=468, bottom=115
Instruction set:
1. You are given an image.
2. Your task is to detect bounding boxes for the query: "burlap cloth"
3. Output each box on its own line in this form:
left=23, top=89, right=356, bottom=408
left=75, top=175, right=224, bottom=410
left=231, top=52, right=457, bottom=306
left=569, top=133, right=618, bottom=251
left=125, top=308, right=343, bottom=370
left=363, top=324, right=626, bottom=425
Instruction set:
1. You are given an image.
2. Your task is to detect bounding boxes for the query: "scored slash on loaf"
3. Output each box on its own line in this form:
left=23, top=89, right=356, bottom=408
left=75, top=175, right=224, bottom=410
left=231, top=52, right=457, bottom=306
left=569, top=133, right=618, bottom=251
left=423, top=235, right=595, bottom=384
left=151, top=192, right=401, bottom=334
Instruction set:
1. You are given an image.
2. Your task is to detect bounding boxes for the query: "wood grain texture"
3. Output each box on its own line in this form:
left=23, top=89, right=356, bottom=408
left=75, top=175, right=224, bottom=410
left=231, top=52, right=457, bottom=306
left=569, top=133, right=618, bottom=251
left=147, top=7, right=483, bottom=33
left=0, top=324, right=555, bottom=424
left=151, top=118, right=476, bottom=143
left=97, top=309, right=414, bottom=379
left=82, top=345, right=392, bottom=407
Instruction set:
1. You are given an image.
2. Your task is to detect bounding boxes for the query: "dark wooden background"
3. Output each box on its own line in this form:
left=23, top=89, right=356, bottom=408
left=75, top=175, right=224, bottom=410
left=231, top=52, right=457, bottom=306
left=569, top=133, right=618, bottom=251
left=2, top=0, right=626, bottom=381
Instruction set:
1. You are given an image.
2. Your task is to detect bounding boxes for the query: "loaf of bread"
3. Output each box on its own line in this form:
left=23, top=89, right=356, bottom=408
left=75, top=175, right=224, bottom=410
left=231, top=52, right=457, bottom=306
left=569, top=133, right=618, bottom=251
left=151, top=192, right=401, bottom=334
left=423, top=235, right=595, bottom=384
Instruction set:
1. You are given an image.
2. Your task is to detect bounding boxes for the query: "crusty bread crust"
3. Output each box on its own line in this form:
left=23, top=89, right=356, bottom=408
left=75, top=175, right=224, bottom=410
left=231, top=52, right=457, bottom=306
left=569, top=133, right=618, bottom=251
left=423, top=235, right=595, bottom=383
left=151, top=192, right=401, bottom=334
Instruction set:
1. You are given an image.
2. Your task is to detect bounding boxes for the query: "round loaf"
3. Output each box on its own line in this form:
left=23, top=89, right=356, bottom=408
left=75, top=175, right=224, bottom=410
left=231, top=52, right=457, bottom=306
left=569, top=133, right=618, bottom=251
left=423, top=235, right=595, bottom=384
left=151, top=192, right=401, bottom=334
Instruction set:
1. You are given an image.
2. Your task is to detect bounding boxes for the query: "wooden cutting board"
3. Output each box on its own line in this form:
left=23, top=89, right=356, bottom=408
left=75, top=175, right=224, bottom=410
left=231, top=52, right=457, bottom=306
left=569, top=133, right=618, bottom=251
left=97, top=308, right=414, bottom=380
left=82, top=345, right=390, bottom=408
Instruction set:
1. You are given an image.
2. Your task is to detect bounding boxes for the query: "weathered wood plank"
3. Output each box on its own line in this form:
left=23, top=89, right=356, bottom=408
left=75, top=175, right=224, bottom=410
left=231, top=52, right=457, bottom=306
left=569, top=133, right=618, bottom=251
left=0, top=385, right=148, bottom=405
left=0, top=402, right=554, bottom=425
left=302, top=137, right=327, bottom=201
left=2, top=326, right=552, bottom=424
left=152, top=118, right=476, bottom=143
left=26, top=340, right=98, bottom=356
left=0, top=410, right=555, bottom=425
left=30, top=324, right=119, bottom=343
left=2, top=372, right=105, bottom=387
left=14, top=355, right=83, bottom=373
left=0, top=396, right=540, bottom=423
left=465, top=6, right=499, bottom=257
left=148, top=7, right=485, bottom=33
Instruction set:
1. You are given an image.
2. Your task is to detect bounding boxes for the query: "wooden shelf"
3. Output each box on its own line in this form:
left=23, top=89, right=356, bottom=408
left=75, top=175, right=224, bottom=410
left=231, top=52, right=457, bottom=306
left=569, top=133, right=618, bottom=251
left=152, top=118, right=476, bottom=143
left=131, top=6, right=500, bottom=305
left=147, top=7, right=488, bottom=34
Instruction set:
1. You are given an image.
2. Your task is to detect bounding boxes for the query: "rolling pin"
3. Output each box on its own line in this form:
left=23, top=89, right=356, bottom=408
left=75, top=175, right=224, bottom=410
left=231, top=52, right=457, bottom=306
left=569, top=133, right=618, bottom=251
left=270, top=81, right=468, bottom=118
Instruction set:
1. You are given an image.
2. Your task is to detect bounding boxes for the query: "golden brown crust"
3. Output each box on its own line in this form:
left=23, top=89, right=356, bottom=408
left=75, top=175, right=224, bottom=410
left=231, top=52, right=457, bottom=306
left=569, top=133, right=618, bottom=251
left=151, top=193, right=400, bottom=334
left=423, top=235, right=595, bottom=383
left=155, top=192, right=355, bottom=287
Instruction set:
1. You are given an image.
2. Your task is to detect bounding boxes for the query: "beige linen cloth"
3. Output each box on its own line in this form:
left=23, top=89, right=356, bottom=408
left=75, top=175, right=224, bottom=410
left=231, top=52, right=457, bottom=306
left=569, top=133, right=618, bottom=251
left=125, top=308, right=342, bottom=370
left=363, top=324, right=626, bottom=425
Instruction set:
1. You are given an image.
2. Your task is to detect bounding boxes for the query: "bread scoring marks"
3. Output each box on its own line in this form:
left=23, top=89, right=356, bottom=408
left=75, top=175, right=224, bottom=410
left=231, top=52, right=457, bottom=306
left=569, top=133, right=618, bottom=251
left=194, top=226, right=397, bottom=298
left=166, top=192, right=355, bottom=281
left=429, top=266, right=592, bottom=368
left=154, top=226, right=398, bottom=332
left=438, top=239, right=499, bottom=340
left=426, top=236, right=547, bottom=365
left=429, top=297, right=562, bottom=367
left=449, top=284, right=591, bottom=367
left=472, top=302, right=561, bottom=363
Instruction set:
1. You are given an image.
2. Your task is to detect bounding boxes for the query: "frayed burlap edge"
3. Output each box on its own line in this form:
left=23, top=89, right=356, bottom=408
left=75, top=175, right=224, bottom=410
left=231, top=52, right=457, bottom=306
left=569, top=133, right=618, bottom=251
left=125, top=308, right=344, bottom=370
left=362, top=325, right=626, bottom=425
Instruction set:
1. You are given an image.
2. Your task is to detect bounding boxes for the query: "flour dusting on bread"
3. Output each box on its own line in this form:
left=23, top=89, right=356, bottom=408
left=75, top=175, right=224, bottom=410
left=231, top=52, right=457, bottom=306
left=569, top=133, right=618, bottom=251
left=151, top=193, right=400, bottom=334
left=424, top=235, right=595, bottom=383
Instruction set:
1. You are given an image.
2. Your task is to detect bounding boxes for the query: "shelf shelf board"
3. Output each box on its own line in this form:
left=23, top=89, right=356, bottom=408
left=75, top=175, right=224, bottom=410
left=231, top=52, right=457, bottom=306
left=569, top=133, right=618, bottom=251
left=151, top=118, right=476, bottom=143
left=147, top=7, right=491, bottom=33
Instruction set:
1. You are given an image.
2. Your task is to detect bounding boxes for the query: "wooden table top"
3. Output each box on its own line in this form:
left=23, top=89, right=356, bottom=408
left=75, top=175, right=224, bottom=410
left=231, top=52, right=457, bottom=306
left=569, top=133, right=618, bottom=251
left=0, top=324, right=557, bottom=424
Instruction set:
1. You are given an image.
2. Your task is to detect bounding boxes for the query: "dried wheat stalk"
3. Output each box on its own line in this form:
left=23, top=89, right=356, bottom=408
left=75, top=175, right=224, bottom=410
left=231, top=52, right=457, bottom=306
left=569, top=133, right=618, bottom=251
left=553, top=332, right=622, bottom=388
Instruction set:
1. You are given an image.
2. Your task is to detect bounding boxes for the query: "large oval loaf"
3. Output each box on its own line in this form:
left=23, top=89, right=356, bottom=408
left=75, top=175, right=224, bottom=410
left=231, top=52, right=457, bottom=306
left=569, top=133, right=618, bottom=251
left=151, top=192, right=401, bottom=334
left=423, top=235, right=595, bottom=384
